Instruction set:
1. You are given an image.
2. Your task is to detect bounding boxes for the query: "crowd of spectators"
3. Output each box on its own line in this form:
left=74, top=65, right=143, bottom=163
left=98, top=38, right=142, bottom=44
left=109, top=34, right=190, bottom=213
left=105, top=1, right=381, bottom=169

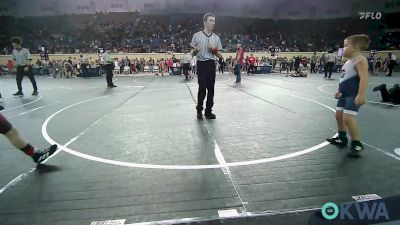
left=1, top=12, right=399, bottom=55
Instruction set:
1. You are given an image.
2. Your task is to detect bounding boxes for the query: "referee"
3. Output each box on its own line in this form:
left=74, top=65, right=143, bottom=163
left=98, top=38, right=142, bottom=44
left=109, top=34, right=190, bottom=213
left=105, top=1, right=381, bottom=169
left=190, top=13, right=223, bottom=120
left=324, top=50, right=336, bottom=79
left=102, top=46, right=117, bottom=88
left=11, top=37, right=38, bottom=96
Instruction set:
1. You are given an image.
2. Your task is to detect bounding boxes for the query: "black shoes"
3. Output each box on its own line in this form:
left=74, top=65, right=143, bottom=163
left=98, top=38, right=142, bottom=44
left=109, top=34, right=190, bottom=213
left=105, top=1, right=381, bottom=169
left=373, top=84, right=386, bottom=92
left=32, top=144, right=58, bottom=164
left=197, top=111, right=216, bottom=119
left=204, top=112, right=216, bottom=119
left=13, top=91, right=24, bottom=96
left=13, top=91, right=38, bottom=96
left=327, top=136, right=364, bottom=157
left=197, top=111, right=203, bottom=119
left=348, top=143, right=364, bottom=157
left=326, top=136, right=348, bottom=147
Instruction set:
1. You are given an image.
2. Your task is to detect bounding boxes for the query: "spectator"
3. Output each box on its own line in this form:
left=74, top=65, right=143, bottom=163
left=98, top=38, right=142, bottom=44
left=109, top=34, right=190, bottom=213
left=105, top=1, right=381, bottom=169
left=247, top=54, right=256, bottom=74
left=386, top=52, right=397, bottom=77
left=79, top=55, right=89, bottom=76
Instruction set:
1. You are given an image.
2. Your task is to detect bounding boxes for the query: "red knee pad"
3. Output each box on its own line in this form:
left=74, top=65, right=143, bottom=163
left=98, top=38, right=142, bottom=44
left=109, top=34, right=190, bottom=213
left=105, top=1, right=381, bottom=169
left=0, top=113, right=12, bottom=135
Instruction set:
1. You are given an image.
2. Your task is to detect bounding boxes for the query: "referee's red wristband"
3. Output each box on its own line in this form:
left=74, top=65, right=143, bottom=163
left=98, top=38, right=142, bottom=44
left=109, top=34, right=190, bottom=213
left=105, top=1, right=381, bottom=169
left=212, top=48, right=218, bottom=54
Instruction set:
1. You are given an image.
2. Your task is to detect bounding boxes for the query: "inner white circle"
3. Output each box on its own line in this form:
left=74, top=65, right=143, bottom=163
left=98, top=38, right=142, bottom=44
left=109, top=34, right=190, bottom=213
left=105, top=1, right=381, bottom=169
left=42, top=90, right=336, bottom=170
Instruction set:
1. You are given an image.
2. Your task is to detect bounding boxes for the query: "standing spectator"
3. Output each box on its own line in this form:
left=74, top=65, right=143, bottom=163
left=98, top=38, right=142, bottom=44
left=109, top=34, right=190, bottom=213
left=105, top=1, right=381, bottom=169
left=367, top=52, right=377, bottom=76
left=149, top=57, right=155, bottom=73
left=218, top=57, right=225, bottom=74
left=167, top=58, right=174, bottom=74
left=125, top=57, right=131, bottom=74
left=182, top=51, right=191, bottom=79
left=319, top=53, right=326, bottom=73
left=247, top=54, right=256, bottom=74
left=157, top=59, right=164, bottom=76
left=244, top=56, right=249, bottom=73
left=375, top=57, right=382, bottom=72
left=7, top=60, right=14, bottom=75
left=136, top=59, right=141, bottom=73
left=289, top=57, right=294, bottom=73
left=387, top=52, right=397, bottom=77
left=140, top=58, right=146, bottom=73
left=234, top=43, right=244, bottom=84
left=73, top=58, right=79, bottom=74
left=68, top=57, right=73, bottom=65
left=311, top=52, right=318, bottom=73
left=119, top=57, right=125, bottom=74
left=294, top=55, right=301, bottom=74
left=191, top=56, right=197, bottom=75
left=80, top=55, right=89, bottom=77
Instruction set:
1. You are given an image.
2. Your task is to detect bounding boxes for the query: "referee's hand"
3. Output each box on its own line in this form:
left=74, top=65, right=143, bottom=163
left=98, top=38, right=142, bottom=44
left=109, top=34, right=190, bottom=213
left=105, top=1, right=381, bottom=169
left=192, top=48, right=200, bottom=56
left=215, top=52, right=223, bottom=60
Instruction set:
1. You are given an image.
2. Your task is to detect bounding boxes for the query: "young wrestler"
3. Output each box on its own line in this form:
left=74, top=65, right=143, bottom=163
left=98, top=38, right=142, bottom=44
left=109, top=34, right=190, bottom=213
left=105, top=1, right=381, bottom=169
left=326, top=34, right=370, bottom=157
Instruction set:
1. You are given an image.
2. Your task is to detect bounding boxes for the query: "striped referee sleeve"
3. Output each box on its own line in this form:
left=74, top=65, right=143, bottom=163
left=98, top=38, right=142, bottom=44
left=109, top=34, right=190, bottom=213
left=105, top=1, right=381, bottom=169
left=25, top=49, right=32, bottom=61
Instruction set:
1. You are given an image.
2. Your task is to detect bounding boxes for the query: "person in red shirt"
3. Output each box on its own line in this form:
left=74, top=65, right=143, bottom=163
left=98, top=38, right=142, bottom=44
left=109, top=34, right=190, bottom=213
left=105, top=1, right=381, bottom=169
left=247, top=54, right=256, bottom=74
left=234, top=43, right=244, bottom=84
left=7, top=60, right=14, bottom=74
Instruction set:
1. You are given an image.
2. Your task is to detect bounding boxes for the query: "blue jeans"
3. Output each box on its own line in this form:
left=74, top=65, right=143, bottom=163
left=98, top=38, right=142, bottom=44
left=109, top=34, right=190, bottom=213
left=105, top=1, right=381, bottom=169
left=234, top=64, right=241, bottom=83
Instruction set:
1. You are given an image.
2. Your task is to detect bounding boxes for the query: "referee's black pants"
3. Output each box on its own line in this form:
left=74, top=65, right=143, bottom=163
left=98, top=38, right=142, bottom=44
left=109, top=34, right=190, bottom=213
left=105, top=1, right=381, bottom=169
left=324, top=62, right=334, bottom=78
left=16, top=66, right=37, bottom=92
left=196, top=60, right=216, bottom=114
left=387, top=60, right=396, bottom=76
left=105, top=64, right=114, bottom=86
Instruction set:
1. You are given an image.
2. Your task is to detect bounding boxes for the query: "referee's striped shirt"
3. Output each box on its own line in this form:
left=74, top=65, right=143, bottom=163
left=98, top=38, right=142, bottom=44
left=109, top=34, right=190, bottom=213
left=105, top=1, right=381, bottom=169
left=190, top=31, right=222, bottom=61
left=12, top=48, right=32, bottom=66
left=102, top=52, right=112, bottom=64
left=326, top=53, right=336, bottom=63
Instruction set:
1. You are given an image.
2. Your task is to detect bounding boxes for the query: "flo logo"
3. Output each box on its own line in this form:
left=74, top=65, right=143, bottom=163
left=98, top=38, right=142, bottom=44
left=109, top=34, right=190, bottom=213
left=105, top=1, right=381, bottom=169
left=359, top=12, right=382, bottom=20
left=322, top=202, right=390, bottom=221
